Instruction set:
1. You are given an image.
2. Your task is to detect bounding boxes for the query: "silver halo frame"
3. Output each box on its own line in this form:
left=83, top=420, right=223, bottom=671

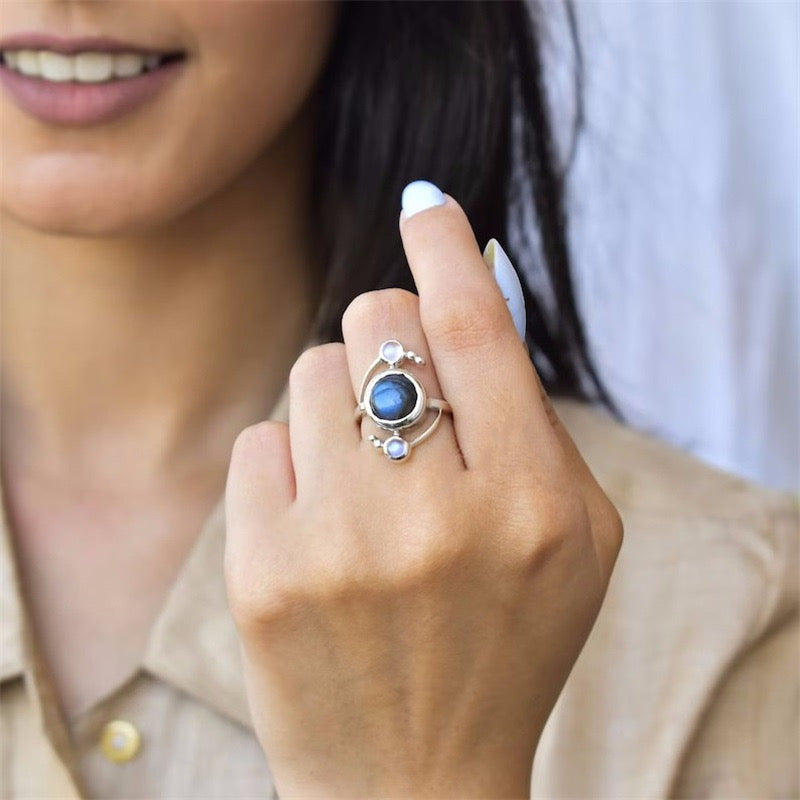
left=362, top=368, right=427, bottom=431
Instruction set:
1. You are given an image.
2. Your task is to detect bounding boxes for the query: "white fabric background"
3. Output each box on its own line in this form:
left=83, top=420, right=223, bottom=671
left=542, top=1, right=799, bottom=491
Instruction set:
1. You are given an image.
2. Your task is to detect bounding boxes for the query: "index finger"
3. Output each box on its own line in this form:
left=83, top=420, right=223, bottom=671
left=399, top=182, right=558, bottom=470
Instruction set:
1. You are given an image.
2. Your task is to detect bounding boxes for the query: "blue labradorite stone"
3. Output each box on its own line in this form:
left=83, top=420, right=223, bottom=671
left=369, top=373, right=418, bottom=422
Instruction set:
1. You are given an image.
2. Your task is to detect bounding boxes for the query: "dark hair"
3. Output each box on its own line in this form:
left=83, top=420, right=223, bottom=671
left=309, top=1, right=615, bottom=411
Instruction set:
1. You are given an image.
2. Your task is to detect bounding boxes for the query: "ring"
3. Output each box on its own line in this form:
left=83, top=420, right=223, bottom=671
left=354, top=339, right=452, bottom=462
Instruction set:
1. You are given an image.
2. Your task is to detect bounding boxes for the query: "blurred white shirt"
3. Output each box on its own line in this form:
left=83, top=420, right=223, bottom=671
left=546, top=1, right=798, bottom=491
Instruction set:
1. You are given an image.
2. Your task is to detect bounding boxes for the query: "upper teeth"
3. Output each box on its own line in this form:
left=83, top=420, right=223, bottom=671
left=1, top=50, right=163, bottom=82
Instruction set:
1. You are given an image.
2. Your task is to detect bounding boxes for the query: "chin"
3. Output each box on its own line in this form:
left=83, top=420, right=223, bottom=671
left=2, top=155, right=187, bottom=237
left=4, top=195, right=140, bottom=237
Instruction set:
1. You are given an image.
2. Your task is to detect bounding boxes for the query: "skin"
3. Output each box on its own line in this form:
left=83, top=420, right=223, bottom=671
left=226, top=199, right=623, bottom=797
left=1, top=0, right=337, bottom=718
left=1, top=0, right=623, bottom=795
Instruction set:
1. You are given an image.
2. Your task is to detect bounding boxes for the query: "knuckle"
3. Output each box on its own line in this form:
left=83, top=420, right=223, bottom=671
left=505, top=482, right=590, bottom=571
left=289, top=342, right=346, bottom=389
left=388, top=529, right=471, bottom=590
left=342, top=288, right=419, bottom=334
left=363, top=491, right=475, bottom=590
left=533, top=486, right=589, bottom=543
left=226, top=540, right=360, bottom=632
left=224, top=552, right=276, bottom=628
left=423, top=294, right=508, bottom=352
left=231, top=420, right=285, bottom=465
left=226, top=554, right=322, bottom=631
left=227, top=575, right=301, bottom=633
left=600, top=497, right=625, bottom=553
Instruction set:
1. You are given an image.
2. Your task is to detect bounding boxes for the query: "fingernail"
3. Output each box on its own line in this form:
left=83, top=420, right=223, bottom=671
left=482, top=238, right=527, bottom=341
left=401, top=180, right=446, bottom=219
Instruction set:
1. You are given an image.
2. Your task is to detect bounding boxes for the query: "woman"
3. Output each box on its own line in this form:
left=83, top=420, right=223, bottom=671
left=1, top=2, right=795, bottom=798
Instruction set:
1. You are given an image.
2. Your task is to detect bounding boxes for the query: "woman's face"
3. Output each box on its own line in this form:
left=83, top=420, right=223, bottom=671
left=0, top=1, right=338, bottom=235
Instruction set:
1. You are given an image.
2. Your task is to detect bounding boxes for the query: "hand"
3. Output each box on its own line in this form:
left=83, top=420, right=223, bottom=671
left=224, top=188, right=623, bottom=799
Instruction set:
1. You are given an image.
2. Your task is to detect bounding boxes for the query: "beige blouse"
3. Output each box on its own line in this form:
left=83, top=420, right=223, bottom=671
left=1, top=381, right=797, bottom=798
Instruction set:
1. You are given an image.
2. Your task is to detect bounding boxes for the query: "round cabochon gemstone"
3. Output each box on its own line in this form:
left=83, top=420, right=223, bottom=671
left=384, top=436, right=410, bottom=460
left=369, top=373, right=418, bottom=422
left=380, top=340, right=404, bottom=364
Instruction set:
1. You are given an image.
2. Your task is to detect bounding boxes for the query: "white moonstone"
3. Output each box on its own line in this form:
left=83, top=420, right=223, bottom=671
left=384, top=436, right=409, bottom=461
left=380, top=339, right=404, bottom=364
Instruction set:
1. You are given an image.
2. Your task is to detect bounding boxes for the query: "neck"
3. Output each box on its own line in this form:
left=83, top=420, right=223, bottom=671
left=1, top=110, right=319, bottom=488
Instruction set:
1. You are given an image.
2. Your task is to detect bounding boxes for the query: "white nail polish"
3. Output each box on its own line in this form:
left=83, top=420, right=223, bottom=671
left=401, top=180, right=446, bottom=219
left=483, top=238, right=527, bottom=341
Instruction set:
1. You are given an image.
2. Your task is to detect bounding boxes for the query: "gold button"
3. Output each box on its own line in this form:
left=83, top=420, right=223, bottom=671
left=99, top=719, right=142, bottom=763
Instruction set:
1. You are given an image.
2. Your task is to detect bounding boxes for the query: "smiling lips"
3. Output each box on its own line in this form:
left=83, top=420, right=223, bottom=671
left=0, top=35, right=186, bottom=125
